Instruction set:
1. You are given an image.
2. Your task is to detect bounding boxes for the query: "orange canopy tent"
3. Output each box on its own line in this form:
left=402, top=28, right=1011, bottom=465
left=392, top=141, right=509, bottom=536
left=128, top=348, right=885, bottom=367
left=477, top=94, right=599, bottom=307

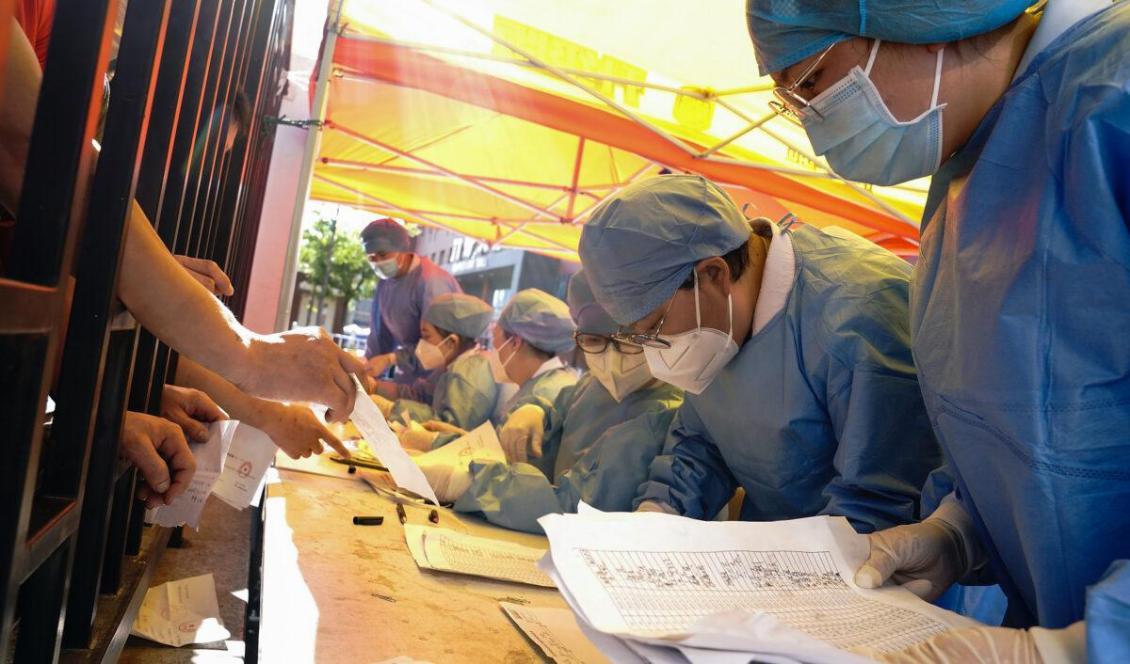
left=308, top=1, right=926, bottom=260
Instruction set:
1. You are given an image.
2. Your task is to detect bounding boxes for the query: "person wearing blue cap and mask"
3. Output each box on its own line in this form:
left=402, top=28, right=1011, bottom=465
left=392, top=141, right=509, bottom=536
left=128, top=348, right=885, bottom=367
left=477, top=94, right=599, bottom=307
left=442, top=271, right=683, bottom=533
left=385, top=293, right=499, bottom=442
left=360, top=218, right=461, bottom=400
left=580, top=174, right=940, bottom=528
left=488, top=289, right=579, bottom=465
left=747, top=2, right=1130, bottom=660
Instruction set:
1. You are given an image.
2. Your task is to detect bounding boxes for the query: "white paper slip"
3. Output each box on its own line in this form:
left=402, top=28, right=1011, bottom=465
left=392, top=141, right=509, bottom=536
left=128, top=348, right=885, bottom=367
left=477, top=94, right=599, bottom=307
left=501, top=603, right=612, bottom=664
left=411, top=421, right=506, bottom=467
left=146, top=420, right=237, bottom=528
left=130, top=573, right=231, bottom=647
left=539, top=512, right=978, bottom=663
left=404, top=524, right=555, bottom=588
left=350, top=376, right=439, bottom=505
left=212, top=422, right=277, bottom=509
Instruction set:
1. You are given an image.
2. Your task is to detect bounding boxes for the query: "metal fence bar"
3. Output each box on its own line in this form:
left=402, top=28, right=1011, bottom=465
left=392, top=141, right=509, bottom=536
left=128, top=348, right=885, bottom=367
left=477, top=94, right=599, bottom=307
left=0, top=0, right=119, bottom=659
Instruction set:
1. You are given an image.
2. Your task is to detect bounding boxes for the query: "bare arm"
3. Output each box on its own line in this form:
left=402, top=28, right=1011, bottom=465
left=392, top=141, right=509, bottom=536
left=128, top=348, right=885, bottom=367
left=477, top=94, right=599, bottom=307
left=4, top=22, right=364, bottom=419
left=175, top=356, right=349, bottom=459
left=0, top=18, right=42, bottom=213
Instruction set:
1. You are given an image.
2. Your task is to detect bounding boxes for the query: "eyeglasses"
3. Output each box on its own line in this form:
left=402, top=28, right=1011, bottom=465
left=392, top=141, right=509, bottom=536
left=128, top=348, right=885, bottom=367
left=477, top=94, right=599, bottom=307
left=573, top=332, right=644, bottom=355
left=770, top=42, right=837, bottom=124
left=609, top=294, right=677, bottom=350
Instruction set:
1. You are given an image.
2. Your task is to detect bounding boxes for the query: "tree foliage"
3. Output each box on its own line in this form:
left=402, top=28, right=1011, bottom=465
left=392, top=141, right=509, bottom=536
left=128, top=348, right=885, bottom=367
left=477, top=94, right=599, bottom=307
left=298, top=215, right=375, bottom=305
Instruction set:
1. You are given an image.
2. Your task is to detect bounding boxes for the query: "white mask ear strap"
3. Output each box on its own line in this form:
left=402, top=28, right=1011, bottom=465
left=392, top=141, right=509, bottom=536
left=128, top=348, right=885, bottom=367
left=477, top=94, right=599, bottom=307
left=727, top=293, right=734, bottom=338
left=864, top=39, right=881, bottom=76
left=692, top=269, right=703, bottom=330
left=931, top=46, right=945, bottom=107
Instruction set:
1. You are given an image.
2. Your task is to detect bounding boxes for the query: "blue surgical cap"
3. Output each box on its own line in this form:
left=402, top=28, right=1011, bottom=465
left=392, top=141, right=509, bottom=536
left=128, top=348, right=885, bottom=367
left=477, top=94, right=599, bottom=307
left=745, top=0, right=1034, bottom=75
left=425, top=293, right=493, bottom=340
left=360, top=218, right=410, bottom=254
left=566, top=270, right=618, bottom=336
left=579, top=175, right=751, bottom=325
left=498, top=289, right=577, bottom=355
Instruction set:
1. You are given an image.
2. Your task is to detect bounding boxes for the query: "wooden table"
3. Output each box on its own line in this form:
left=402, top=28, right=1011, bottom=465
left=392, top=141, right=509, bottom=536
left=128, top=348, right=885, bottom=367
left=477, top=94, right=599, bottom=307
left=259, top=454, right=567, bottom=663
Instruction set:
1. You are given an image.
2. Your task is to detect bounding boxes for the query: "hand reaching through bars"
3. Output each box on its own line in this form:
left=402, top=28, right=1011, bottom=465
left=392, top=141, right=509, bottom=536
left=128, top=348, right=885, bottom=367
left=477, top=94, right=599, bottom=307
left=174, top=255, right=234, bottom=297
left=160, top=385, right=227, bottom=443
left=236, top=326, right=370, bottom=423
left=120, top=411, right=197, bottom=509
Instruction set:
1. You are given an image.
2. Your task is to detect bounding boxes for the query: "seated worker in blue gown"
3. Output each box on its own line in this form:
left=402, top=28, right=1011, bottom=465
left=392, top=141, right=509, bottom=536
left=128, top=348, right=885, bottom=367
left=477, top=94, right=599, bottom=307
left=384, top=293, right=499, bottom=444
left=580, top=175, right=942, bottom=535
left=487, top=289, right=580, bottom=465
left=437, top=270, right=684, bottom=533
left=361, top=217, right=461, bottom=404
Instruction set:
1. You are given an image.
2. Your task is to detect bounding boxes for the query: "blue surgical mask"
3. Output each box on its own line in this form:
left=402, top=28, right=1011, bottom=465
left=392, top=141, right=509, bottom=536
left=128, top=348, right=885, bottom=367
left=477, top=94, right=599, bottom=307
left=801, top=40, right=946, bottom=186
left=371, top=257, right=400, bottom=280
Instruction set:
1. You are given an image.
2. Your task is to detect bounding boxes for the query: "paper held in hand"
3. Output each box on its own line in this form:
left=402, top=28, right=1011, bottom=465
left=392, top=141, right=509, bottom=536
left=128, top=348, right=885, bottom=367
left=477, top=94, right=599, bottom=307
left=411, top=421, right=506, bottom=467
left=538, top=507, right=979, bottom=664
left=146, top=420, right=237, bottom=528
left=349, top=375, right=440, bottom=505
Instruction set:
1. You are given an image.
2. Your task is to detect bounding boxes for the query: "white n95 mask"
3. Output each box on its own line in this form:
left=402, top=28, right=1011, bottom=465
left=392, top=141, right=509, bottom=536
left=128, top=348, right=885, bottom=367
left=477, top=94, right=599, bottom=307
left=488, top=336, right=516, bottom=385
left=414, top=336, right=453, bottom=371
left=586, top=347, right=652, bottom=402
left=643, top=271, right=739, bottom=396
left=802, top=39, right=946, bottom=186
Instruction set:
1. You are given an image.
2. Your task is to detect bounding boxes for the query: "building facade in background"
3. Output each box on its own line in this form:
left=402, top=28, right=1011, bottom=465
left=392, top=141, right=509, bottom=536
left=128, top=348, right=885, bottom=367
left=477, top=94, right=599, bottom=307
left=414, top=227, right=577, bottom=322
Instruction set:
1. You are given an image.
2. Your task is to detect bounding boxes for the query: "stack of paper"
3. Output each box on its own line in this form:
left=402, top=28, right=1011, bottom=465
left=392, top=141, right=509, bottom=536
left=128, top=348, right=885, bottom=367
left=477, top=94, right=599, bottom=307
left=404, top=524, right=555, bottom=588
left=537, top=508, right=978, bottom=663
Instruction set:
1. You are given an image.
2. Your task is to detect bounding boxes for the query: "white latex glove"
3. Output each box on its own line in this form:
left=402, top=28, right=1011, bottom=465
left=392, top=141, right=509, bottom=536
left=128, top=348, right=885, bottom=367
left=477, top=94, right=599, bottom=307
left=399, top=421, right=438, bottom=452
left=418, top=460, right=473, bottom=504
left=498, top=404, right=546, bottom=464
left=855, top=498, right=979, bottom=601
left=879, top=622, right=1085, bottom=664
left=636, top=500, right=677, bottom=514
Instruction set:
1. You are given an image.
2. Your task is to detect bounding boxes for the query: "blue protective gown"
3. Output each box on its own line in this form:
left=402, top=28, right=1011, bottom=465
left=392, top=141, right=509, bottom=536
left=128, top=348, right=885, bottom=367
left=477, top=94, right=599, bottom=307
left=492, top=362, right=579, bottom=431
left=910, top=3, right=1130, bottom=637
left=637, top=224, right=942, bottom=534
left=391, top=350, right=500, bottom=432
left=454, top=374, right=683, bottom=533
left=366, top=256, right=461, bottom=358
left=366, top=256, right=461, bottom=402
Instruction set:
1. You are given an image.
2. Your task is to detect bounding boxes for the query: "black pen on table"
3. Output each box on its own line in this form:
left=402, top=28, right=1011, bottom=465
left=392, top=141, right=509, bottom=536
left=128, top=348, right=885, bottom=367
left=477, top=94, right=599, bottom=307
left=396, top=502, right=407, bottom=525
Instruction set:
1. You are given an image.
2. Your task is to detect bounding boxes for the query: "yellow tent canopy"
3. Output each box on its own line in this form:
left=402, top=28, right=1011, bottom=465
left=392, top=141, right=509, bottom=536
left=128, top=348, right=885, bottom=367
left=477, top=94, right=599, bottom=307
left=310, top=0, right=926, bottom=261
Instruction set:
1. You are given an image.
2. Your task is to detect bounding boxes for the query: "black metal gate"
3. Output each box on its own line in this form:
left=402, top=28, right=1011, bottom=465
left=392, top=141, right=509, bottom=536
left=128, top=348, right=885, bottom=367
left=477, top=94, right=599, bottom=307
left=1, top=0, right=292, bottom=660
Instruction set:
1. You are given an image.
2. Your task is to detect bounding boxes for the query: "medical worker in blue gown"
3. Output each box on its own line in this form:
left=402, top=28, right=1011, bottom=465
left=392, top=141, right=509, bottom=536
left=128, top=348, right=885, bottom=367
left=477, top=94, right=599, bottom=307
left=580, top=174, right=942, bottom=533
left=360, top=217, right=461, bottom=402
left=746, top=1, right=1130, bottom=661
left=487, top=289, right=580, bottom=465
left=448, top=271, right=683, bottom=533
left=387, top=293, right=499, bottom=445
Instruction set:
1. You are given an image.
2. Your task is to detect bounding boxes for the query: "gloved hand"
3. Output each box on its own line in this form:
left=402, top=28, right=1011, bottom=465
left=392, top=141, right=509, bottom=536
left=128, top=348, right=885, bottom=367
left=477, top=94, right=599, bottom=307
left=369, top=393, right=395, bottom=418
left=878, top=626, right=1042, bottom=664
left=855, top=498, right=980, bottom=601
left=636, top=501, right=677, bottom=514
left=879, top=622, right=1086, bottom=664
left=422, top=420, right=467, bottom=437
left=418, top=459, right=473, bottom=504
left=399, top=420, right=438, bottom=452
left=498, top=404, right=546, bottom=464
